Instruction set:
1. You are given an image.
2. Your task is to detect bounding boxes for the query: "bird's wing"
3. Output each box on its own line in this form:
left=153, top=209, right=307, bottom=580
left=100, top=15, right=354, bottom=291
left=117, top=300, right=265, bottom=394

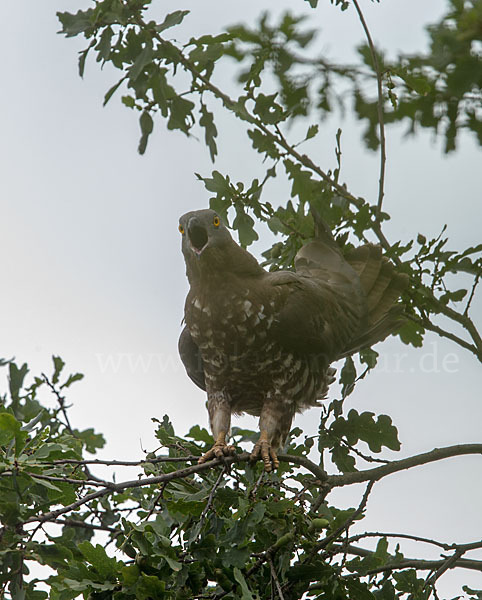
left=267, top=242, right=366, bottom=359
left=178, top=326, right=206, bottom=391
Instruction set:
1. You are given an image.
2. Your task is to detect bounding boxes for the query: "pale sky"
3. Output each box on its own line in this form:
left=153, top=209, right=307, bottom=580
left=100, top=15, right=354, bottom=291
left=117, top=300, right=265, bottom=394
left=1, top=0, right=481, bottom=596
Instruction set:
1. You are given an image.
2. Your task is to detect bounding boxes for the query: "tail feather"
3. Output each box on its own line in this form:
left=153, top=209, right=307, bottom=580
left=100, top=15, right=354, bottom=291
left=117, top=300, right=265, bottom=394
left=344, top=243, right=409, bottom=352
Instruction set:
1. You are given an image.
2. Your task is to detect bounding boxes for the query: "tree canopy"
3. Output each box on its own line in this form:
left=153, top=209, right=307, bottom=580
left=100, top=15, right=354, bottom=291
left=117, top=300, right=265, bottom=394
left=1, top=1, right=481, bottom=599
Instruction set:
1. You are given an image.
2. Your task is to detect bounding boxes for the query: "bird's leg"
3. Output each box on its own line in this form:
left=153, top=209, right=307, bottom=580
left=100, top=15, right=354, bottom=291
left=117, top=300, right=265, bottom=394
left=250, top=399, right=293, bottom=472
left=198, top=391, right=235, bottom=464
left=250, top=429, right=280, bottom=473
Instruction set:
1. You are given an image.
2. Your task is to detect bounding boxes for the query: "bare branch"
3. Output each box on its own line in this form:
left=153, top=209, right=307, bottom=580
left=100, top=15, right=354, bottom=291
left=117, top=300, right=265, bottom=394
left=329, top=543, right=482, bottom=574
left=327, top=443, right=482, bottom=487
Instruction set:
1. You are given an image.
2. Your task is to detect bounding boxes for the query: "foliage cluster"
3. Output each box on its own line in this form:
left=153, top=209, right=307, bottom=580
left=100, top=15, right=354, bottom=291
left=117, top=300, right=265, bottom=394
left=1, top=358, right=482, bottom=599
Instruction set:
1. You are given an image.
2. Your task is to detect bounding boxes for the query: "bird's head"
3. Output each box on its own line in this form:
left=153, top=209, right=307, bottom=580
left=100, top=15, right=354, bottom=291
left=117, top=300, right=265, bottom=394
left=179, top=209, right=232, bottom=258
left=179, top=208, right=262, bottom=283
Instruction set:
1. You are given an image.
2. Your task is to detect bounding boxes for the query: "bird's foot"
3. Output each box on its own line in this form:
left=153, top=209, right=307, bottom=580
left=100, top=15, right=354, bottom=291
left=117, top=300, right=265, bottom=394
left=250, top=430, right=279, bottom=472
left=198, top=432, right=235, bottom=464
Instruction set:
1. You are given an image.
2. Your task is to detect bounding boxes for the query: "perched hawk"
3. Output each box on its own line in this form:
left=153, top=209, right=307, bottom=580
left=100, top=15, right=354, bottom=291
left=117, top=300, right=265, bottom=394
left=178, top=208, right=408, bottom=471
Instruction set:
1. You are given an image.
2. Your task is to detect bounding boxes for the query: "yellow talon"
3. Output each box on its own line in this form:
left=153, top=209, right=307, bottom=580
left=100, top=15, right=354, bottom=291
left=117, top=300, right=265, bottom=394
left=250, top=430, right=280, bottom=472
left=198, top=431, right=235, bottom=464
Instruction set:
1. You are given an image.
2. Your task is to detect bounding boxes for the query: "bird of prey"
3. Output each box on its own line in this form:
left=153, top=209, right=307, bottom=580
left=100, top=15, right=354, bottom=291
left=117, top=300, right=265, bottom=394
left=178, top=208, right=408, bottom=471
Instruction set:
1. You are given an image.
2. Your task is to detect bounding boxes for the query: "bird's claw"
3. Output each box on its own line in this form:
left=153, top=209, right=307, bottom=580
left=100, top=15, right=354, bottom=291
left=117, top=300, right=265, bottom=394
left=198, top=441, right=236, bottom=464
left=250, top=437, right=279, bottom=472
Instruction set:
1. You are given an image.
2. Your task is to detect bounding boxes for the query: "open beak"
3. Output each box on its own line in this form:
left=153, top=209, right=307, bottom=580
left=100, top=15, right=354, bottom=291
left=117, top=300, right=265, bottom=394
left=188, top=218, right=208, bottom=256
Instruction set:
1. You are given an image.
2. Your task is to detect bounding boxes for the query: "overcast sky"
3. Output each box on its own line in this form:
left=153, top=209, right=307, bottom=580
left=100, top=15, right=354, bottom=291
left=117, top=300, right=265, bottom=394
left=1, top=0, right=481, bottom=596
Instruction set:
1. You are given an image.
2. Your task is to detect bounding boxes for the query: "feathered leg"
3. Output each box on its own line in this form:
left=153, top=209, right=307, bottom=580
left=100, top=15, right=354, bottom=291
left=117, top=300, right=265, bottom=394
left=198, top=391, right=235, bottom=464
left=251, top=397, right=294, bottom=472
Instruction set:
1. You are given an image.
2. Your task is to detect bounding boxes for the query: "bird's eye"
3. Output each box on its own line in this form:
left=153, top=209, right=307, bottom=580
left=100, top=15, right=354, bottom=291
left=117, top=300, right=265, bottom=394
left=179, top=224, right=185, bottom=235
left=213, top=216, right=220, bottom=227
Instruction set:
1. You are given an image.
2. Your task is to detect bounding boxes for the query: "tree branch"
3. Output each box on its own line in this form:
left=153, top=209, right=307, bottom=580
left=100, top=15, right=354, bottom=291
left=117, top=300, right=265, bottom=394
left=327, top=443, right=482, bottom=487
left=328, top=543, right=482, bottom=574
left=22, top=444, right=482, bottom=528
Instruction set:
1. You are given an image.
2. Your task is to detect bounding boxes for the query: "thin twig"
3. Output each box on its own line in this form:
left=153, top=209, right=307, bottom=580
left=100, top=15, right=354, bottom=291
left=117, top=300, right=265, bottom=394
left=423, top=547, right=466, bottom=590
left=42, top=373, right=74, bottom=434
left=50, top=518, right=121, bottom=535
left=25, top=472, right=113, bottom=488
left=48, top=456, right=199, bottom=466
left=198, top=467, right=227, bottom=532
left=346, top=531, right=454, bottom=551
left=464, top=272, right=481, bottom=317
left=317, top=480, right=375, bottom=551
left=268, top=555, right=285, bottom=600
left=352, top=0, right=387, bottom=220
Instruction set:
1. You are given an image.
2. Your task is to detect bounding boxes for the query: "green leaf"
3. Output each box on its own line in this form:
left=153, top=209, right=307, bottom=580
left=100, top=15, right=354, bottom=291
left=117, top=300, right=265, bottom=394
left=77, top=541, right=120, bottom=580
left=305, top=124, right=319, bottom=140
left=138, top=111, right=154, bottom=155
left=331, top=444, right=357, bottom=473
left=253, top=93, right=284, bottom=125
left=137, top=573, right=166, bottom=597
left=247, top=129, right=279, bottom=159
left=398, top=319, right=424, bottom=347
left=164, top=555, right=182, bottom=571
left=57, top=9, right=95, bottom=38
left=233, top=567, right=255, bottom=600
left=339, top=356, right=356, bottom=397
left=187, top=425, right=213, bottom=444
left=60, top=372, right=84, bottom=389
left=103, top=78, right=125, bottom=106
left=345, top=579, right=376, bottom=600
left=0, top=412, right=21, bottom=446
left=233, top=206, right=258, bottom=248
left=52, top=356, right=65, bottom=384
left=331, top=410, right=401, bottom=453
left=439, top=288, right=467, bottom=304
left=9, top=362, right=29, bottom=405
left=122, top=95, right=136, bottom=108
left=0, top=412, right=28, bottom=455
left=200, top=103, right=218, bottom=162
left=167, top=96, right=195, bottom=133
left=130, top=43, right=153, bottom=81
left=359, top=348, right=379, bottom=369
left=73, top=428, right=105, bottom=454
left=155, top=10, right=190, bottom=34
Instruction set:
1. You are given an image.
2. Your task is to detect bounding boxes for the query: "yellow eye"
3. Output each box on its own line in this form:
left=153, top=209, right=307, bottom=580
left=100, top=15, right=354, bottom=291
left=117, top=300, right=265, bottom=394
left=179, top=224, right=185, bottom=234
left=213, top=216, right=220, bottom=227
